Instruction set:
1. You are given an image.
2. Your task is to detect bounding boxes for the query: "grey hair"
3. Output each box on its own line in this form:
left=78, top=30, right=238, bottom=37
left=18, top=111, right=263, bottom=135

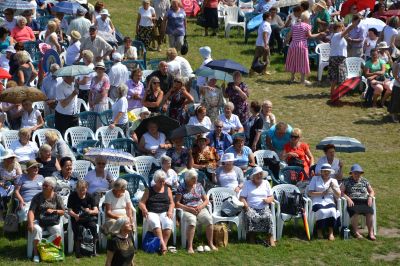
left=50, top=63, right=60, bottom=73
left=43, top=176, right=57, bottom=189
left=160, top=155, right=172, bottom=164
left=224, top=102, right=234, bottom=111
left=39, top=143, right=52, bottom=154
left=15, top=51, right=30, bottom=65
left=184, top=169, right=198, bottom=183
left=75, top=179, right=88, bottom=189
left=17, top=16, right=27, bottom=24
left=117, top=84, right=128, bottom=98
left=113, top=178, right=127, bottom=190
left=153, top=169, right=167, bottom=183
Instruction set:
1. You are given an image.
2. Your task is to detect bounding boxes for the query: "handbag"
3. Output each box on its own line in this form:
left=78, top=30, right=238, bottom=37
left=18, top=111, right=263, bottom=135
left=181, top=36, right=189, bottom=55
left=220, top=196, right=244, bottom=217
left=80, top=226, right=94, bottom=256
left=287, top=157, right=304, bottom=167
left=196, top=13, right=207, bottom=28
left=142, top=231, right=160, bottom=253
left=213, top=223, right=228, bottom=247
left=39, top=211, right=60, bottom=227
left=78, top=210, right=97, bottom=223
left=278, top=190, right=304, bottom=216
left=37, top=235, right=64, bottom=262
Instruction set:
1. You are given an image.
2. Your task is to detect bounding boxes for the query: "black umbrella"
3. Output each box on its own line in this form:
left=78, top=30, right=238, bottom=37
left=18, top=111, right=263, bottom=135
left=316, top=136, right=366, bottom=153
left=169, top=125, right=210, bottom=139
left=134, top=115, right=180, bottom=140
left=205, top=59, right=249, bottom=74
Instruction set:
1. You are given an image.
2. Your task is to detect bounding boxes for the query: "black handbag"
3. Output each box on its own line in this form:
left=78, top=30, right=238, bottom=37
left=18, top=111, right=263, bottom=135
left=181, top=36, right=189, bottom=55
left=39, top=211, right=59, bottom=227
left=287, top=157, right=304, bottom=167
left=278, top=190, right=304, bottom=216
left=78, top=210, right=97, bottom=223
left=196, top=13, right=207, bottom=28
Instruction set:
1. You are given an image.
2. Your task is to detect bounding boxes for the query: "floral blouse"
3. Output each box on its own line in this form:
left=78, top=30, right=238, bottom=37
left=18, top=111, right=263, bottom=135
left=225, top=82, right=249, bottom=123
left=166, top=147, right=190, bottom=170
left=192, top=145, right=219, bottom=169
left=90, top=74, right=110, bottom=105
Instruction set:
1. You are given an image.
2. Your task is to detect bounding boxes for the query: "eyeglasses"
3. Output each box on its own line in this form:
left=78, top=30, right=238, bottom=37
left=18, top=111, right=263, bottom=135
left=290, top=135, right=300, bottom=139
left=42, top=184, right=49, bottom=188
left=29, top=166, right=39, bottom=169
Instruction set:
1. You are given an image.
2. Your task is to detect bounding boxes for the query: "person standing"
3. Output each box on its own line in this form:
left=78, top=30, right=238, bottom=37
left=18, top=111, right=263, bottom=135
left=345, top=15, right=364, bottom=57
left=203, top=0, right=219, bottom=37
left=165, top=0, right=187, bottom=53
left=152, top=0, right=170, bottom=51
left=250, top=12, right=272, bottom=76
left=108, top=53, right=129, bottom=101
left=55, top=76, right=79, bottom=136
left=136, top=0, right=156, bottom=49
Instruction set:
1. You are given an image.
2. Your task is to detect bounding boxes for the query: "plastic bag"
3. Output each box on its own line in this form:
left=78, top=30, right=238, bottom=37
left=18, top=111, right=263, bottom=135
left=37, top=235, right=64, bottom=262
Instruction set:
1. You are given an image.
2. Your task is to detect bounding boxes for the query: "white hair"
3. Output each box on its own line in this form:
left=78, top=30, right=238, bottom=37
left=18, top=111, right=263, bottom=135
left=160, top=155, right=172, bottom=164
left=224, top=102, right=235, bottom=111
left=153, top=169, right=167, bottom=183
left=113, top=178, right=127, bottom=190
left=184, top=169, right=198, bottom=183
left=43, top=176, right=57, bottom=189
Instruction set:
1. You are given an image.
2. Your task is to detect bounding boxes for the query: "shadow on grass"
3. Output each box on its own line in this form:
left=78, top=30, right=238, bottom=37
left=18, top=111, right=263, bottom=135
left=327, top=100, right=365, bottom=108
left=281, top=93, right=331, bottom=100
left=353, top=116, right=393, bottom=125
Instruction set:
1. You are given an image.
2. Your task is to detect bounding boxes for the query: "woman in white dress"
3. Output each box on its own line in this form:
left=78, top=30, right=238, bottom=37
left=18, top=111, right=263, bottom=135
left=138, top=121, right=171, bottom=159
left=95, top=9, right=115, bottom=35
left=44, top=21, right=61, bottom=53
left=315, top=144, right=343, bottom=182
left=212, top=153, right=244, bottom=194
left=307, top=163, right=341, bottom=240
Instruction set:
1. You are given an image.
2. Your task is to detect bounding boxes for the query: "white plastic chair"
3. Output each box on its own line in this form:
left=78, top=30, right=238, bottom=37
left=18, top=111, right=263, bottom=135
left=254, top=149, right=280, bottom=167
left=142, top=209, right=177, bottom=246
left=32, top=101, right=46, bottom=113
left=64, top=126, right=95, bottom=148
left=218, top=2, right=225, bottom=26
left=345, top=57, right=368, bottom=89
left=1, top=130, right=19, bottom=149
left=95, top=126, right=125, bottom=148
left=315, top=43, right=330, bottom=81
left=72, top=160, right=92, bottom=179
left=106, top=165, right=120, bottom=180
left=271, top=184, right=311, bottom=240
left=32, top=128, right=63, bottom=147
left=224, top=6, right=246, bottom=38
left=341, top=196, right=377, bottom=235
left=141, top=70, right=154, bottom=83
left=206, top=187, right=245, bottom=241
left=125, top=155, right=157, bottom=183
left=38, top=30, right=46, bottom=41
left=75, top=98, right=89, bottom=114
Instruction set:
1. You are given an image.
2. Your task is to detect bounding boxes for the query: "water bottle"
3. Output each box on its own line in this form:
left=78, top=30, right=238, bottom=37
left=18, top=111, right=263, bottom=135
left=343, top=227, right=350, bottom=240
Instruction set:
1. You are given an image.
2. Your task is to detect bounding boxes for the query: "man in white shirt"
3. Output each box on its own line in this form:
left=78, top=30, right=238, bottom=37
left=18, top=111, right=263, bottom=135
left=55, top=76, right=79, bottom=135
left=42, top=64, right=62, bottom=117
left=67, top=7, right=92, bottom=38
left=108, top=52, right=129, bottom=100
left=250, top=12, right=272, bottom=76
left=166, top=48, right=194, bottom=83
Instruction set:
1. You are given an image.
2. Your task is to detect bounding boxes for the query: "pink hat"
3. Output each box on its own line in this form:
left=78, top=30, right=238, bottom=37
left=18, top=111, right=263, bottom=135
left=39, top=43, right=52, bottom=55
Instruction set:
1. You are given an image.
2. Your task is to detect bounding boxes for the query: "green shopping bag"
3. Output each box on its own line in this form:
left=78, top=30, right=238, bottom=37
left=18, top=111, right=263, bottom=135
left=37, top=235, right=65, bottom=262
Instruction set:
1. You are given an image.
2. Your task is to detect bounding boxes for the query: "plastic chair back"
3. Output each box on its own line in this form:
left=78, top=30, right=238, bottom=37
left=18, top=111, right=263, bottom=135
left=1, top=130, right=19, bottom=149
left=345, top=57, right=365, bottom=79
left=75, top=139, right=101, bottom=157
left=32, top=128, right=63, bottom=147
left=315, top=43, right=331, bottom=62
left=132, top=40, right=147, bottom=69
left=109, top=138, right=137, bottom=155
left=278, top=166, right=309, bottom=185
left=36, top=15, right=52, bottom=31
left=75, top=98, right=89, bottom=114
left=64, top=126, right=95, bottom=148
left=44, top=114, right=55, bottom=128
left=99, top=110, right=113, bottom=126
left=72, top=160, right=92, bottom=179
left=207, top=187, right=237, bottom=215
left=24, top=41, right=41, bottom=62
left=120, top=174, right=149, bottom=205
left=95, top=126, right=125, bottom=147
left=134, top=156, right=156, bottom=180
left=78, top=111, right=99, bottom=133
left=106, top=165, right=120, bottom=180
left=225, top=6, right=240, bottom=23
left=254, top=149, right=280, bottom=167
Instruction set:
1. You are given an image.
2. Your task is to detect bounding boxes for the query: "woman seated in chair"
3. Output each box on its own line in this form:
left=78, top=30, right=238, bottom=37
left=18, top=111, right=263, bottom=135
left=225, top=134, right=255, bottom=171
left=188, top=105, right=213, bottom=130
left=138, top=120, right=171, bottom=159
left=12, top=50, right=37, bottom=86
left=175, top=169, right=218, bottom=253
left=0, top=150, right=21, bottom=218
left=212, top=153, right=244, bottom=194
left=117, top=36, right=138, bottom=60
left=217, top=102, right=244, bottom=134
left=239, top=166, right=275, bottom=247
left=308, top=163, right=341, bottom=241
left=128, top=107, right=151, bottom=142
left=45, top=130, right=76, bottom=161
left=153, top=155, right=179, bottom=191
left=18, top=99, right=44, bottom=132
left=191, top=134, right=219, bottom=175
left=200, top=78, right=224, bottom=123
left=10, top=128, right=39, bottom=163
left=103, top=178, right=135, bottom=234
left=166, top=136, right=192, bottom=173
left=84, top=156, right=114, bottom=205
left=36, top=144, right=61, bottom=177
left=281, top=128, right=314, bottom=178
left=139, top=170, right=174, bottom=255
left=27, top=177, right=64, bottom=263
left=142, top=76, right=164, bottom=114
left=109, top=84, right=129, bottom=133
left=53, top=157, right=80, bottom=198
left=68, top=180, right=99, bottom=258
left=315, top=144, right=343, bottom=182
left=340, top=164, right=376, bottom=240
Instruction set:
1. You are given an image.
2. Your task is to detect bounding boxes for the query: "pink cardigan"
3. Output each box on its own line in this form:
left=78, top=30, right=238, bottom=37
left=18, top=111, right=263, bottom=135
left=11, top=26, right=35, bottom=43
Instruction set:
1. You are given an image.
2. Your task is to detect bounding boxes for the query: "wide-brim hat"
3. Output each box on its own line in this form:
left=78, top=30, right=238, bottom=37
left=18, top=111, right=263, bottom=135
left=4, top=46, right=16, bottom=54
left=99, top=9, right=110, bottom=16
left=221, top=153, right=236, bottom=163
left=95, top=61, right=106, bottom=70
left=139, top=106, right=151, bottom=115
left=313, top=0, right=327, bottom=11
left=349, top=164, right=364, bottom=174
left=70, top=30, right=81, bottom=40
left=26, top=159, right=41, bottom=169
left=251, top=166, right=267, bottom=178
left=320, top=163, right=335, bottom=174
left=377, top=41, right=389, bottom=49
left=0, top=149, right=18, bottom=160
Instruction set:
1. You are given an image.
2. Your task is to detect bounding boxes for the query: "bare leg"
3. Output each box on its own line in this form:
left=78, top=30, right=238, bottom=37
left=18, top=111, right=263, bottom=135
left=371, top=84, right=383, bottom=107
left=351, top=214, right=362, bottom=238
left=153, top=228, right=167, bottom=254
left=33, top=239, right=39, bottom=256
left=328, top=227, right=335, bottom=240
left=267, top=234, right=275, bottom=247
left=162, top=229, right=171, bottom=247
left=206, top=224, right=218, bottom=250
left=290, top=73, right=295, bottom=82
left=330, top=82, right=337, bottom=96
left=366, top=214, right=376, bottom=240
left=381, top=89, right=392, bottom=105
left=186, top=225, right=195, bottom=253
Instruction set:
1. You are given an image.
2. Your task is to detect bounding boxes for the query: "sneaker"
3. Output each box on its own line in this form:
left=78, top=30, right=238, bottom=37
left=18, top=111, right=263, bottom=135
left=33, top=256, right=40, bottom=263
left=196, top=246, right=204, bottom=252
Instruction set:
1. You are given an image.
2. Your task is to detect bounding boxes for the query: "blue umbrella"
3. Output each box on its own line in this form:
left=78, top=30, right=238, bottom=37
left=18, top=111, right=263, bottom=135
left=0, top=0, right=35, bottom=10
left=316, top=136, right=366, bottom=153
left=205, top=59, right=249, bottom=74
left=53, top=1, right=81, bottom=14
left=55, top=65, right=94, bottom=77
left=83, top=148, right=135, bottom=166
left=194, top=67, right=233, bottom=82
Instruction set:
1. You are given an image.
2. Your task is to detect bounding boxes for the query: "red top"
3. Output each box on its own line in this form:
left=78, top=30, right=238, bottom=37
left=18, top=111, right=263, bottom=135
left=11, top=26, right=35, bottom=43
left=204, top=0, right=219, bottom=9
left=284, top=142, right=311, bottom=179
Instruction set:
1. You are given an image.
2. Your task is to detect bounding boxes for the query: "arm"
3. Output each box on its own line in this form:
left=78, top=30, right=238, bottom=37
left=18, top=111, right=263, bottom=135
left=27, top=209, right=35, bottom=232
left=55, top=158, right=61, bottom=171
left=16, top=70, right=25, bottom=86
left=263, top=31, right=269, bottom=49
left=265, top=136, right=275, bottom=151
left=142, top=91, right=164, bottom=108
left=105, top=203, right=123, bottom=220
left=138, top=189, right=149, bottom=218
left=248, top=152, right=256, bottom=167
left=239, top=196, right=249, bottom=210
left=138, top=135, right=151, bottom=155
left=59, top=89, right=78, bottom=108
left=367, top=184, right=375, bottom=207
left=167, top=187, right=174, bottom=218
left=136, top=15, right=141, bottom=34
left=50, top=34, right=62, bottom=54
left=14, top=184, right=25, bottom=209
left=394, top=61, right=400, bottom=83
left=305, top=146, right=314, bottom=166
left=105, top=251, right=114, bottom=266
left=31, top=114, right=44, bottom=131
left=28, top=63, right=38, bottom=84
left=125, top=202, right=134, bottom=225
left=181, top=88, right=194, bottom=106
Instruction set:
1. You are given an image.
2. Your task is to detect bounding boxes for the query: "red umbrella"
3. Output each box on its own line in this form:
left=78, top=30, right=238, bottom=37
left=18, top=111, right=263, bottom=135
left=0, top=68, right=11, bottom=79
left=302, top=209, right=311, bottom=241
left=340, top=0, right=375, bottom=17
left=331, top=77, right=361, bottom=102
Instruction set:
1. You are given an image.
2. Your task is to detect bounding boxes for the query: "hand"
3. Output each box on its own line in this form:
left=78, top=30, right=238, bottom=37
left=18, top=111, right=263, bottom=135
left=74, top=214, right=80, bottom=221
left=188, top=207, right=198, bottom=215
left=347, top=198, right=354, bottom=207
left=167, top=210, right=173, bottom=219
left=18, top=201, right=26, bottom=210
left=288, top=152, right=299, bottom=158
left=367, top=197, right=373, bottom=207
left=72, top=89, right=79, bottom=96
left=109, top=123, right=115, bottom=129
left=46, top=208, right=55, bottom=214
left=142, top=209, right=149, bottom=218
left=234, top=186, right=241, bottom=193
left=162, top=105, right=168, bottom=112
left=263, top=197, right=272, bottom=204
left=96, top=56, right=103, bottom=62
left=251, top=144, right=257, bottom=152
left=27, top=222, right=34, bottom=232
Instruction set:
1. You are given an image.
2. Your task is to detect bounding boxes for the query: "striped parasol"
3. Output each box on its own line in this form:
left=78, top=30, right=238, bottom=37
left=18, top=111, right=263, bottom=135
left=83, top=148, right=135, bottom=166
left=0, top=0, right=36, bottom=10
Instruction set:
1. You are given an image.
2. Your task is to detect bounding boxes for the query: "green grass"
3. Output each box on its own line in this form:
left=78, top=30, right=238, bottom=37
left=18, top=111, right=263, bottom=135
left=1, top=1, right=400, bottom=265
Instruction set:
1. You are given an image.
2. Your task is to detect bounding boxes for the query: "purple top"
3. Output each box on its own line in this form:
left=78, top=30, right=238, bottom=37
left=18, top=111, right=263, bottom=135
left=165, top=8, right=186, bottom=36
left=347, top=25, right=365, bottom=48
left=126, top=79, right=144, bottom=110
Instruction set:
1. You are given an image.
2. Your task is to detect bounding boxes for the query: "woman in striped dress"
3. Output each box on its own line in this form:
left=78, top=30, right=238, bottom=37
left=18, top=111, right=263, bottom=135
left=285, top=13, right=325, bottom=85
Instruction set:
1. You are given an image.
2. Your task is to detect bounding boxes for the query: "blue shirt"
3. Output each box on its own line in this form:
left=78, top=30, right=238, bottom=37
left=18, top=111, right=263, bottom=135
left=16, top=174, right=45, bottom=202
left=165, top=9, right=186, bottom=36
left=207, top=131, right=232, bottom=158
left=225, top=145, right=253, bottom=168
left=267, top=124, right=293, bottom=153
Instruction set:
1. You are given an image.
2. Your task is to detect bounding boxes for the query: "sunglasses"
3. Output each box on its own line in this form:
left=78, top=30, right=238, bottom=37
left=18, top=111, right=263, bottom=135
left=29, top=166, right=39, bottom=169
left=290, top=135, right=300, bottom=139
left=42, top=183, right=50, bottom=188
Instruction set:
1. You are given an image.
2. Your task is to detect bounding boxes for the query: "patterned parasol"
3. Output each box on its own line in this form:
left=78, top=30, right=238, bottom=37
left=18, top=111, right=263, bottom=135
left=83, top=148, right=135, bottom=166
left=0, top=86, right=47, bottom=104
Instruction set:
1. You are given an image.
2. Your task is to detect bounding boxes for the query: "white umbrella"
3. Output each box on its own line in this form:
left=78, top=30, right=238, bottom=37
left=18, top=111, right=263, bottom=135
left=273, top=0, right=302, bottom=8
left=0, top=0, right=36, bottom=10
left=360, top=18, right=386, bottom=33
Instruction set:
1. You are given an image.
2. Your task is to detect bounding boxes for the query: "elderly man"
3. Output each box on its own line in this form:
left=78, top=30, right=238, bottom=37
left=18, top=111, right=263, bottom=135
left=145, top=61, right=173, bottom=94
left=55, top=76, right=79, bottom=136
left=207, top=119, right=233, bottom=158
left=166, top=48, right=193, bottom=81
left=265, top=121, right=293, bottom=156
left=345, top=15, right=364, bottom=57
left=67, top=6, right=92, bottom=38
left=42, top=64, right=62, bottom=117
left=108, top=52, right=129, bottom=101
left=78, top=25, right=113, bottom=63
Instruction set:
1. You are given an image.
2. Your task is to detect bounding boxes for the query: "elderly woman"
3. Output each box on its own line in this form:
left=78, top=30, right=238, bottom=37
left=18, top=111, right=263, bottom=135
left=65, top=31, right=81, bottom=66
left=138, top=121, right=171, bottom=159
left=84, top=156, right=114, bottom=204
left=105, top=217, right=135, bottom=266
left=76, top=50, right=95, bottom=102
left=203, top=0, right=219, bottom=37
left=155, top=156, right=179, bottom=190
left=126, top=68, right=145, bottom=111
left=261, top=100, right=276, bottom=131
left=192, top=134, right=219, bottom=172
left=223, top=72, right=249, bottom=123
left=36, top=144, right=60, bottom=177
left=212, top=153, right=244, bottom=193
left=10, top=128, right=39, bottom=163
left=225, top=134, right=255, bottom=171
left=103, top=178, right=135, bottom=233
left=200, top=77, right=224, bottom=123
left=175, top=169, right=217, bottom=253
left=239, top=166, right=275, bottom=247
left=165, top=0, right=187, bottom=52
left=341, top=164, right=376, bottom=240
left=197, top=46, right=213, bottom=88
left=95, top=9, right=115, bottom=35
left=10, top=17, right=35, bottom=43
left=308, top=163, right=341, bottom=240
left=166, top=137, right=192, bottom=173
left=45, top=130, right=75, bottom=161
left=27, top=176, right=64, bottom=262
left=110, top=84, right=129, bottom=132
left=139, top=170, right=175, bottom=255
left=117, top=36, right=138, bottom=60
left=13, top=50, right=37, bottom=86
left=207, top=119, right=233, bottom=158
left=282, top=128, right=314, bottom=178
left=53, top=157, right=80, bottom=197
left=315, top=144, right=343, bottom=181
left=142, top=76, right=164, bottom=113
left=218, top=102, right=244, bottom=134
left=188, top=106, right=213, bottom=130
left=0, top=150, right=21, bottom=217
left=68, top=180, right=99, bottom=258
left=44, top=21, right=61, bottom=54
left=89, top=61, right=110, bottom=114
left=18, top=99, right=44, bottom=131
left=245, top=101, right=264, bottom=152
left=136, top=0, right=156, bottom=49
left=128, top=107, right=151, bottom=142
left=162, top=76, right=194, bottom=124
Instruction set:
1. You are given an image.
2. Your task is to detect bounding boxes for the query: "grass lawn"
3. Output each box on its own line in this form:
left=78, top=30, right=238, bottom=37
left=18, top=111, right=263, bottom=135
left=1, top=1, right=400, bottom=265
